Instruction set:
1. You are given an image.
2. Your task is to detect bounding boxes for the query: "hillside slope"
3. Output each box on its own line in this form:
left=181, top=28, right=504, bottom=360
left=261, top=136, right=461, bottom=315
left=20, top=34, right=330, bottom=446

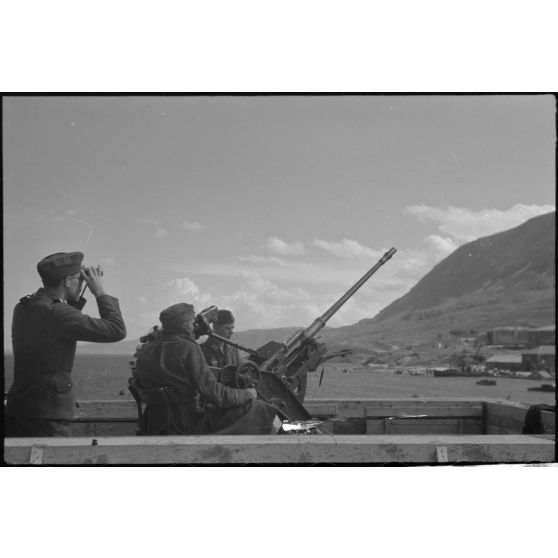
left=324, top=211, right=555, bottom=348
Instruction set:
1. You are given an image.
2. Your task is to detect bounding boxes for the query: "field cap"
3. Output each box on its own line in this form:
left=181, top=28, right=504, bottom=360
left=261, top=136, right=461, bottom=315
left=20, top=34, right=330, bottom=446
left=159, top=303, right=195, bottom=329
left=37, top=252, right=84, bottom=281
left=216, top=309, right=234, bottom=325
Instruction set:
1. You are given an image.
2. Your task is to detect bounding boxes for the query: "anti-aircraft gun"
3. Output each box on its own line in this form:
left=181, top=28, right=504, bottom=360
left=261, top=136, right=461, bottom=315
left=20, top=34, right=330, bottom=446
left=212, top=248, right=397, bottom=421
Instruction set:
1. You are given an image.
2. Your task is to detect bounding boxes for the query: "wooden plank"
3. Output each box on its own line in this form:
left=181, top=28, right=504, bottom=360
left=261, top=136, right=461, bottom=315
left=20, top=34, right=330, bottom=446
left=72, top=398, right=487, bottom=421
left=365, top=418, right=483, bottom=435
left=383, top=419, right=481, bottom=435
left=365, top=420, right=386, bottom=434
left=365, top=405, right=483, bottom=418
left=29, top=446, right=43, bottom=464
left=485, top=401, right=529, bottom=434
left=304, top=403, right=338, bottom=416
left=74, top=400, right=137, bottom=420
left=4, top=435, right=555, bottom=464
left=541, top=411, right=556, bottom=433
left=436, top=446, right=448, bottom=462
left=304, top=399, right=482, bottom=419
left=71, top=421, right=137, bottom=437
left=72, top=399, right=549, bottom=436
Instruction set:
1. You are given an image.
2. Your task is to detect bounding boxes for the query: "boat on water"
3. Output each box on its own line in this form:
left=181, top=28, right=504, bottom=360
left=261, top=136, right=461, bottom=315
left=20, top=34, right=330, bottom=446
left=476, top=379, right=497, bottom=386
left=431, top=368, right=462, bottom=377
left=431, top=368, right=487, bottom=377
left=527, top=383, right=556, bottom=393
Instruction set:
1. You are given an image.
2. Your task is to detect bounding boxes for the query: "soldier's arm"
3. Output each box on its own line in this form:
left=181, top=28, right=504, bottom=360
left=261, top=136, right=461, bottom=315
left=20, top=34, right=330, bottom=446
left=54, top=294, right=127, bottom=342
left=186, top=344, right=252, bottom=409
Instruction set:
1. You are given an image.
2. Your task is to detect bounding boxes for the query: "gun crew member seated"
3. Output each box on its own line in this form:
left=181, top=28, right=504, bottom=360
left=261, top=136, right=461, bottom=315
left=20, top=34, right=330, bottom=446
left=201, top=309, right=241, bottom=368
left=5, top=252, right=127, bottom=437
left=133, top=303, right=279, bottom=435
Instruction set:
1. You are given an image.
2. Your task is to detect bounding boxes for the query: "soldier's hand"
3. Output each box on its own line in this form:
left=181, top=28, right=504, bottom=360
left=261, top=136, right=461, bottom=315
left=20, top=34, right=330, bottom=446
left=81, top=265, right=106, bottom=298
left=193, top=393, right=206, bottom=414
left=246, top=388, right=258, bottom=400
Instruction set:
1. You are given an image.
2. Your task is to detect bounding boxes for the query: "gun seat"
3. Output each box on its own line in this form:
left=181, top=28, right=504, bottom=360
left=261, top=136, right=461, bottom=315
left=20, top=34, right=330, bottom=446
left=128, top=379, right=175, bottom=435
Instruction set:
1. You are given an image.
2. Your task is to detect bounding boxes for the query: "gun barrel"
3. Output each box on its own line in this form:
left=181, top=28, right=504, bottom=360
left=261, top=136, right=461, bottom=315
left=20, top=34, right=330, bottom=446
left=208, top=332, right=261, bottom=359
left=303, top=247, right=396, bottom=339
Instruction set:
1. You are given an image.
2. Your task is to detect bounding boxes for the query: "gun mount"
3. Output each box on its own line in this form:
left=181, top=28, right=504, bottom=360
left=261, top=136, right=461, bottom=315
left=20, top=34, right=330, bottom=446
left=217, top=247, right=397, bottom=420
left=129, top=249, right=396, bottom=423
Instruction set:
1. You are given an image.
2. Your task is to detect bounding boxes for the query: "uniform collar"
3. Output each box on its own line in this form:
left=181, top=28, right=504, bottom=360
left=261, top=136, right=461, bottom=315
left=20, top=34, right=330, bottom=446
left=37, top=287, right=67, bottom=303
left=207, top=334, right=226, bottom=347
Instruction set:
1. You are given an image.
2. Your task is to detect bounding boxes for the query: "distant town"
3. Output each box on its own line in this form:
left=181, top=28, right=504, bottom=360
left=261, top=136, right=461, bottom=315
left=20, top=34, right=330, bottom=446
left=343, top=324, right=555, bottom=388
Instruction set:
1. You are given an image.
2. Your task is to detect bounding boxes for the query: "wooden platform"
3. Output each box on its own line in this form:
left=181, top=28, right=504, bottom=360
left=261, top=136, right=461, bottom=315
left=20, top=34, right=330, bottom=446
left=4, top=398, right=555, bottom=464
left=5, top=434, right=555, bottom=464
left=67, top=397, right=555, bottom=437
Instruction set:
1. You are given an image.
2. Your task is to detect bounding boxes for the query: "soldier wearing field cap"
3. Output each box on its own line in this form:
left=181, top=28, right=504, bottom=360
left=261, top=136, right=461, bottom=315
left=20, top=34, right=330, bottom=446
left=201, top=308, right=241, bottom=368
left=133, top=302, right=278, bottom=435
left=5, top=251, right=126, bottom=437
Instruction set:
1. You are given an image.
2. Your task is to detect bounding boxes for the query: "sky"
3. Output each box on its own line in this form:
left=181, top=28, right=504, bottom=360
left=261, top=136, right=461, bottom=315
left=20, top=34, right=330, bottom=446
left=3, top=95, right=556, bottom=346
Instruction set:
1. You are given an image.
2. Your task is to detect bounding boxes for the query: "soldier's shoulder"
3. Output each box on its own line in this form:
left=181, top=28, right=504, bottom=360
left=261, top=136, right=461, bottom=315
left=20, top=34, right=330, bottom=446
left=182, top=336, right=201, bottom=349
left=17, top=290, right=47, bottom=304
left=180, top=336, right=206, bottom=357
left=16, top=291, right=58, bottom=311
left=163, top=333, right=198, bottom=349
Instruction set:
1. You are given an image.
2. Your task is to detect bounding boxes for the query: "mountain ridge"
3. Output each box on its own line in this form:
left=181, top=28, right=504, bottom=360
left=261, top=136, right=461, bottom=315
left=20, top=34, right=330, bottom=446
left=321, top=211, right=555, bottom=348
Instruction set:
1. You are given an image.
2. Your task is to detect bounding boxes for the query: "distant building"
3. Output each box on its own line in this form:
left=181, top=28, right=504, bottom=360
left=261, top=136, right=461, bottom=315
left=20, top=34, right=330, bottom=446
left=485, top=327, right=530, bottom=346
left=521, top=345, right=556, bottom=374
left=527, top=326, right=555, bottom=346
left=485, top=353, right=523, bottom=372
left=485, top=325, right=555, bottom=348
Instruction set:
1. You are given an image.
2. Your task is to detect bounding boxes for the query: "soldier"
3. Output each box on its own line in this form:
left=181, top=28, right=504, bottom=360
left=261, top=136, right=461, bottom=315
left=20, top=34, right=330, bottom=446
left=133, top=303, right=279, bottom=435
left=5, top=252, right=126, bottom=437
left=201, top=309, right=241, bottom=367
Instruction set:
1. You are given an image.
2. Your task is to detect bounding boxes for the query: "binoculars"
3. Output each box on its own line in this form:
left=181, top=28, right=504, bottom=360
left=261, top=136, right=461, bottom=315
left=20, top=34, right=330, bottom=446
left=81, top=265, right=104, bottom=277
left=193, top=305, right=219, bottom=338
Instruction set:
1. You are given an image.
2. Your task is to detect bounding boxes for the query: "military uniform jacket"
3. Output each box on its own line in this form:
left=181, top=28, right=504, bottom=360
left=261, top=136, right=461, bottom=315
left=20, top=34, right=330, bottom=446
left=6, top=289, right=126, bottom=420
left=134, top=331, right=251, bottom=430
left=201, top=335, right=240, bottom=368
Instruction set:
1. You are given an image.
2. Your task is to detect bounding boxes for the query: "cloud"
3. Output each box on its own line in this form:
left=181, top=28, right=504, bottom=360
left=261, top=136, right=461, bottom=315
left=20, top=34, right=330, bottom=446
left=237, top=255, right=287, bottom=266
left=134, top=217, right=160, bottom=225
left=99, top=257, right=116, bottom=266
left=424, top=235, right=459, bottom=258
left=181, top=220, right=204, bottom=231
left=155, top=228, right=170, bottom=238
left=164, top=277, right=211, bottom=306
left=404, top=203, right=555, bottom=243
left=213, top=274, right=315, bottom=329
left=205, top=267, right=407, bottom=331
left=167, top=253, right=409, bottom=290
left=266, top=236, right=305, bottom=256
left=137, top=296, right=148, bottom=305
left=241, top=271, right=311, bottom=303
left=222, top=283, right=389, bottom=330
left=312, top=238, right=381, bottom=259
left=167, top=259, right=360, bottom=287
left=165, top=277, right=201, bottom=296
